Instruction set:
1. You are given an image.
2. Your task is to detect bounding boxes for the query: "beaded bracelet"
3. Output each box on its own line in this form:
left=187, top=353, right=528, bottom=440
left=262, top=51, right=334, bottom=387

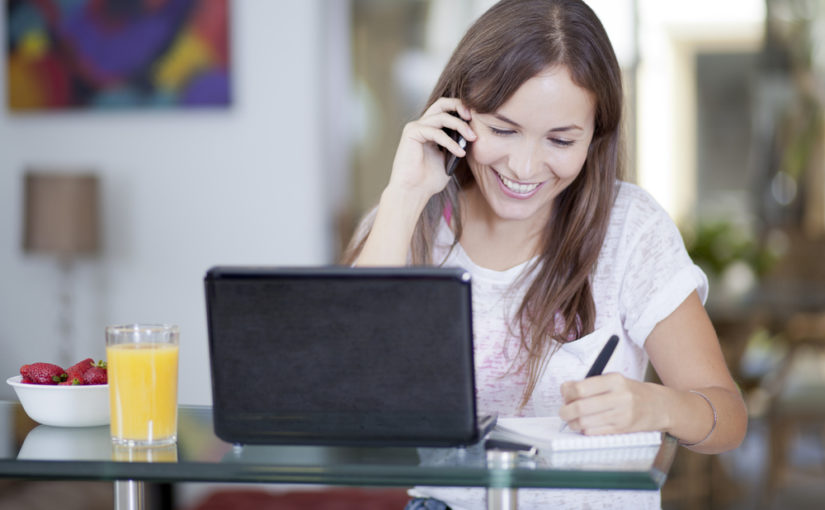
left=679, top=390, right=717, bottom=447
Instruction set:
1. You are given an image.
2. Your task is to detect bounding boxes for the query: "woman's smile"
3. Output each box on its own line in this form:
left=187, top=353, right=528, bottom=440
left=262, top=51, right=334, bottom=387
left=494, top=169, right=544, bottom=198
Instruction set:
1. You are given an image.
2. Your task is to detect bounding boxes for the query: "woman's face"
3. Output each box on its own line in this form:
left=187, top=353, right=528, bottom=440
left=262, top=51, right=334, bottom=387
left=466, top=65, right=596, bottom=227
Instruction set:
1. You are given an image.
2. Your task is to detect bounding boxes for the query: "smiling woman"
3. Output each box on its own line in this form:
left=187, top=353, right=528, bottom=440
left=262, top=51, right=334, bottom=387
left=463, top=66, right=595, bottom=241
left=342, top=0, right=747, bottom=509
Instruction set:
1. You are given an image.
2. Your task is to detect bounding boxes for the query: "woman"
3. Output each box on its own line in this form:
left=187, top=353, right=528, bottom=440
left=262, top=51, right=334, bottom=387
left=344, top=0, right=747, bottom=508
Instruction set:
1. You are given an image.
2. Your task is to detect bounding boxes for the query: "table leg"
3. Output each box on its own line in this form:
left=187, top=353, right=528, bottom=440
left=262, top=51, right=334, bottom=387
left=487, top=487, right=518, bottom=510
left=115, top=480, right=145, bottom=510
left=486, top=449, right=518, bottom=509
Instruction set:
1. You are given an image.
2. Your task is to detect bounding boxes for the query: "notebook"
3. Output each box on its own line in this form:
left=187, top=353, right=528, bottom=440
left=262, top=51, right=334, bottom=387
left=490, top=416, right=662, bottom=452
left=204, top=265, right=497, bottom=447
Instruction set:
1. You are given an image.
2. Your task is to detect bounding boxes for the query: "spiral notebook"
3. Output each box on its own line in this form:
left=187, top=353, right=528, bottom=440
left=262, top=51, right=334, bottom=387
left=490, top=416, right=662, bottom=452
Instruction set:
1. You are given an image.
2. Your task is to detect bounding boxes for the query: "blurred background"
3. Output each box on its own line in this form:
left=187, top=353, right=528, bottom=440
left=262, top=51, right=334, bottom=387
left=1, top=0, right=824, bottom=509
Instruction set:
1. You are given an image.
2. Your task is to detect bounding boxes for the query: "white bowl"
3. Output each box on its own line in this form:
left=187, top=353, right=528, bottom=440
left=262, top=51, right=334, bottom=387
left=6, top=375, right=110, bottom=427
left=18, top=424, right=112, bottom=460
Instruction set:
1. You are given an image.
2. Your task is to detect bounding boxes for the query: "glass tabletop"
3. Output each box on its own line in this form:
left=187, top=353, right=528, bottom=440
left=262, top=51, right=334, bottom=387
left=0, top=401, right=677, bottom=490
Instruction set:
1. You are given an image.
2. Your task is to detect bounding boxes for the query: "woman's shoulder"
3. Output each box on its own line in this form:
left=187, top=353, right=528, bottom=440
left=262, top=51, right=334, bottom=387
left=600, top=181, right=685, bottom=268
left=610, top=181, right=675, bottom=232
left=614, top=181, right=666, bottom=213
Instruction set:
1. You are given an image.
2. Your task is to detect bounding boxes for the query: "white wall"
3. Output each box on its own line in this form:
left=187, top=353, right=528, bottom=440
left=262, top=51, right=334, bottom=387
left=0, top=1, right=334, bottom=406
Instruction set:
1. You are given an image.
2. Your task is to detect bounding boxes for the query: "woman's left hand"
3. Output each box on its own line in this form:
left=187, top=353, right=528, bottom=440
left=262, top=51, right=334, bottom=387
left=558, top=373, right=668, bottom=435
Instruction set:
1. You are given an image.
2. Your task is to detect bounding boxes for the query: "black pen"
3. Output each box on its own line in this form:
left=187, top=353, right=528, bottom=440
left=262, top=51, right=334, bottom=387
left=586, top=334, right=619, bottom=377
left=560, top=334, right=619, bottom=432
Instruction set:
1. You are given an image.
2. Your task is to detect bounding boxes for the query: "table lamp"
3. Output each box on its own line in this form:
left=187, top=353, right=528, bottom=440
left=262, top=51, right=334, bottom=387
left=23, top=171, right=101, bottom=366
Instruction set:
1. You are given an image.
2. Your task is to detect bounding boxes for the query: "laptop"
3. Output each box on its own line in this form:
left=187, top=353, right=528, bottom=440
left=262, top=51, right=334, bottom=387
left=204, top=265, right=496, bottom=447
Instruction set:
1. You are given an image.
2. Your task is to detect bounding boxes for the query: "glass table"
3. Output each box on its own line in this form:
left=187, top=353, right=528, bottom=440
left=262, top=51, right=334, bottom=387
left=0, top=401, right=678, bottom=509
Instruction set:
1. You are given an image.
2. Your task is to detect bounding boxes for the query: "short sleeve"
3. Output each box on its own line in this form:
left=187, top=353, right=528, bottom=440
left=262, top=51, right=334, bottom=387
left=618, top=192, right=708, bottom=346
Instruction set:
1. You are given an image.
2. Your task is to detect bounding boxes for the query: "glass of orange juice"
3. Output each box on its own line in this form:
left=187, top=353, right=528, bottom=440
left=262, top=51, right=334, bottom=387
left=106, top=324, right=179, bottom=446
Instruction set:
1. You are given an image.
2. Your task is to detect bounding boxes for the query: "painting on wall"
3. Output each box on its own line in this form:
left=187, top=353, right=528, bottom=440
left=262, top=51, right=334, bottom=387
left=6, top=0, right=231, bottom=111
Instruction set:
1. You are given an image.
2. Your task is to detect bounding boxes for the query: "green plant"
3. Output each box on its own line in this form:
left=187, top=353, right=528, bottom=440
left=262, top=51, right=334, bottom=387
left=683, top=221, right=778, bottom=279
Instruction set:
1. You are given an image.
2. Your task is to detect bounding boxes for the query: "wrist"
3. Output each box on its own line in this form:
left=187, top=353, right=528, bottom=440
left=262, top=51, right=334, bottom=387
left=381, top=183, right=432, bottom=213
left=679, top=390, right=717, bottom=447
left=649, top=382, right=677, bottom=433
left=379, top=185, right=433, bottom=228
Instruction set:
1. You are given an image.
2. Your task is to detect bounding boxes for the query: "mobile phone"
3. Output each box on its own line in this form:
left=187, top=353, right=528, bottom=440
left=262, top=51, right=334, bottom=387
left=443, top=112, right=468, bottom=176
left=484, top=438, right=538, bottom=457
left=444, top=134, right=467, bottom=176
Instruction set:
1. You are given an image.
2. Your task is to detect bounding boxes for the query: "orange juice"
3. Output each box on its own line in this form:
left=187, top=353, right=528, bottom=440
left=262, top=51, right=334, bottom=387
left=107, top=342, right=179, bottom=445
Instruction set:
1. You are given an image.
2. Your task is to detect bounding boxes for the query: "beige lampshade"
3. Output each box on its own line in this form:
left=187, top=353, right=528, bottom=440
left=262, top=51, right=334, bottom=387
left=23, top=171, right=101, bottom=257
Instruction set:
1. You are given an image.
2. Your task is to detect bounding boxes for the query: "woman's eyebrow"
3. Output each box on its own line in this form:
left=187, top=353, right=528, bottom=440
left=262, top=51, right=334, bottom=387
left=491, top=113, right=521, bottom=127
left=549, top=125, right=584, bottom=133
left=491, top=112, right=584, bottom=133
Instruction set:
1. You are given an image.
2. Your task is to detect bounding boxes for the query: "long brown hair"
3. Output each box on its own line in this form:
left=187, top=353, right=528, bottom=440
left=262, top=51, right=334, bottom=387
left=344, top=0, right=625, bottom=407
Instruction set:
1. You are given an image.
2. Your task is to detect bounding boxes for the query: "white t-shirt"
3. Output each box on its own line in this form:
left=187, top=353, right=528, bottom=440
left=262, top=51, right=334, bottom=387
left=411, top=182, right=708, bottom=509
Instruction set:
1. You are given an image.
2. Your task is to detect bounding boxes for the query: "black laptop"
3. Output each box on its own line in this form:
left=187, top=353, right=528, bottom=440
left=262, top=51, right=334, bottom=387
left=204, top=265, right=496, bottom=447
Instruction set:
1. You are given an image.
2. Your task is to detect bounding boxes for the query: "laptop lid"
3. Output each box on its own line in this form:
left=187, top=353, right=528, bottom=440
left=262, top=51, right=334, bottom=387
left=205, top=265, right=488, bottom=447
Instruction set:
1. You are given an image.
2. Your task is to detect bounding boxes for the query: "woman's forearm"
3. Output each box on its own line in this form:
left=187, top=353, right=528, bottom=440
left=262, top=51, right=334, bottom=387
left=659, top=384, right=748, bottom=454
left=354, top=186, right=431, bottom=266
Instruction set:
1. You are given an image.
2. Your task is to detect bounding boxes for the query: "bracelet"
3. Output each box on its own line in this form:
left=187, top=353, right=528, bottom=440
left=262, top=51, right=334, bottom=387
left=679, top=390, right=717, bottom=447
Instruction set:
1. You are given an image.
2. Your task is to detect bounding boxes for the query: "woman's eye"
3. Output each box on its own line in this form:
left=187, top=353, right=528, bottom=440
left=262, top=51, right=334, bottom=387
left=490, top=127, right=514, bottom=136
left=551, top=138, right=574, bottom=147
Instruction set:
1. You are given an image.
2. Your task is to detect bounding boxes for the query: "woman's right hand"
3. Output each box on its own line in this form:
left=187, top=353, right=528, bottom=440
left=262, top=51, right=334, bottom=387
left=353, top=99, right=476, bottom=266
left=387, top=98, right=477, bottom=201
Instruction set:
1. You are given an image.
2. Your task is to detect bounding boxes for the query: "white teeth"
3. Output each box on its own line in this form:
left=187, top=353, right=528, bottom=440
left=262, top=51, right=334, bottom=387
left=498, top=172, right=539, bottom=194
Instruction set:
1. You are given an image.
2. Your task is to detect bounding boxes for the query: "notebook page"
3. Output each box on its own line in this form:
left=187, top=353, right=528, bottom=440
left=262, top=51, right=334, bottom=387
left=491, top=416, right=662, bottom=452
left=541, top=444, right=662, bottom=470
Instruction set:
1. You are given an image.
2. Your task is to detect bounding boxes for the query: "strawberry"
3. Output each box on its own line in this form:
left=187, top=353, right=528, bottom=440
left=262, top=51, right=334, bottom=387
left=20, top=363, right=67, bottom=385
left=58, top=379, right=82, bottom=386
left=66, top=358, right=95, bottom=384
left=83, top=360, right=107, bottom=385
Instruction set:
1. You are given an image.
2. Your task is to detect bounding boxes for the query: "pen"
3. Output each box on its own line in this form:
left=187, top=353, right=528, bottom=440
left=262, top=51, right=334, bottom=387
left=560, top=334, right=619, bottom=432
left=585, top=334, right=619, bottom=378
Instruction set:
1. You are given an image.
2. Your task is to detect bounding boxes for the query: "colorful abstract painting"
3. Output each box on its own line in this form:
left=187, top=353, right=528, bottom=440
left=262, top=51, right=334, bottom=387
left=6, top=0, right=231, bottom=111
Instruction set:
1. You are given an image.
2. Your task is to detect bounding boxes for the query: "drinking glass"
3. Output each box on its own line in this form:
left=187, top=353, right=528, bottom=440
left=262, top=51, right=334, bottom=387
left=106, top=324, right=179, bottom=446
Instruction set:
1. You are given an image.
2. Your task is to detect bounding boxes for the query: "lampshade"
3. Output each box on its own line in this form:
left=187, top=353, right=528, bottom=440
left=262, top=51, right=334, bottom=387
left=23, top=171, right=101, bottom=257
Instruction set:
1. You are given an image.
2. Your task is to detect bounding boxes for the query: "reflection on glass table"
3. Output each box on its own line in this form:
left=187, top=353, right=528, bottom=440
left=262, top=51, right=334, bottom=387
left=18, top=424, right=111, bottom=461
left=0, top=402, right=678, bottom=509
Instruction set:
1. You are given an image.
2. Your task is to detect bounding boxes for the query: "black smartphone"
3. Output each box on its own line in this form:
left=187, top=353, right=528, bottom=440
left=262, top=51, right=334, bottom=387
left=484, top=438, right=538, bottom=457
left=443, top=112, right=468, bottom=176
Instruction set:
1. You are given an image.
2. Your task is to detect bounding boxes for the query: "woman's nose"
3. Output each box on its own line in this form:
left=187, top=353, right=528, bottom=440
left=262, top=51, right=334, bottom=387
left=509, top=139, right=542, bottom=180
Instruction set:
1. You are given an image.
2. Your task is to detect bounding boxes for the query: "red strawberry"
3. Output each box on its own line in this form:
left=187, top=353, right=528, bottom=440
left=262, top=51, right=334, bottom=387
left=58, top=379, right=82, bottom=386
left=83, top=360, right=107, bottom=385
left=66, top=358, right=95, bottom=385
left=20, top=363, right=67, bottom=385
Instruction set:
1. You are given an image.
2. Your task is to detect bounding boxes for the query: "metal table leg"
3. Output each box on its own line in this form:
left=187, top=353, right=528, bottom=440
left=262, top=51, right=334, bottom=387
left=487, top=449, right=518, bottom=510
left=487, top=486, right=518, bottom=510
left=115, top=480, right=145, bottom=510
